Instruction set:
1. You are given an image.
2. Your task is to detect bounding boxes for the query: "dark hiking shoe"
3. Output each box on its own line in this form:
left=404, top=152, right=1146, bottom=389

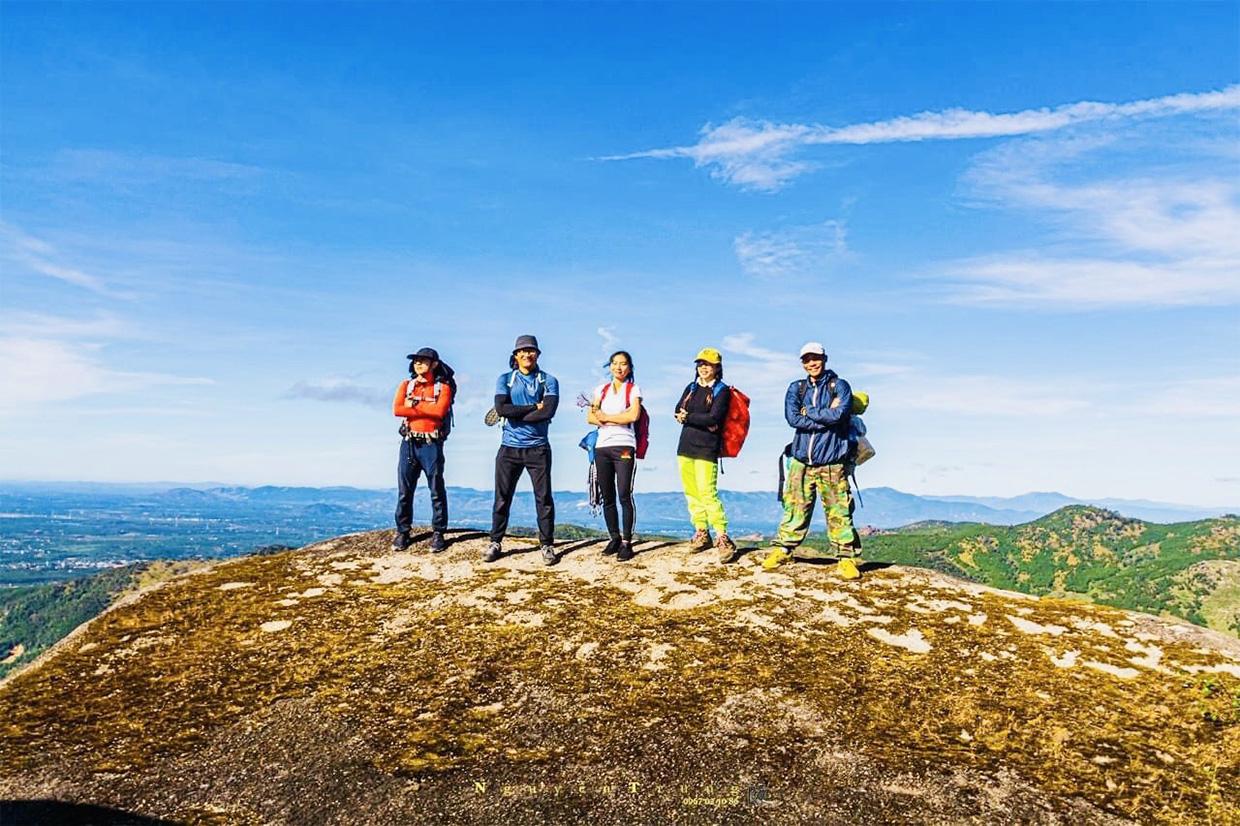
left=430, top=532, right=447, bottom=553
left=716, top=533, right=737, bottom=563
left=602, top=536, right=622, bottom=556
left=540, top=544, right=558, bottom=566
left=689, top=529, right=712, bottom=552
left=483, top=542, right=502, bottom=563
left=617, top=541, right=635, bottom=562
left=391, top=531, right=411, bottom=552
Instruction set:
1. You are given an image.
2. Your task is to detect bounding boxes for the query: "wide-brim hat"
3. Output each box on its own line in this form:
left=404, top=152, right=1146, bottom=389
left=512, top=334, right=541, bottom=354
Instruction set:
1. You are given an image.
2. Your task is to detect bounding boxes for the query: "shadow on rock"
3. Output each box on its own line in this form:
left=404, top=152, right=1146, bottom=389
left=0, top=800, right=179, bottom=826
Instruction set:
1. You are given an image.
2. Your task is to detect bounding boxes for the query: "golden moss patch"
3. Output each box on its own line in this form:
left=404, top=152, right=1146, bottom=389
left=0, top=534, right=1237, bottom=824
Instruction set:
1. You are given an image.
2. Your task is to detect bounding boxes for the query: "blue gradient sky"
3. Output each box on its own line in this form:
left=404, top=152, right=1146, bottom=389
left=2, top=2, right=1238, bottom=505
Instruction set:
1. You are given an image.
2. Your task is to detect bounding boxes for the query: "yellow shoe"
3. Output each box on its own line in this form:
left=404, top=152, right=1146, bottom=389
left=836, top=558, right=861, bottom=580
left=762, top=547, right=792, bottom=570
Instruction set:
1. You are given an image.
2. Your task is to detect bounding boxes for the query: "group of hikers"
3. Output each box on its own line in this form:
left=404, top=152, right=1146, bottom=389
left=391, top=334, right=867, bottom=580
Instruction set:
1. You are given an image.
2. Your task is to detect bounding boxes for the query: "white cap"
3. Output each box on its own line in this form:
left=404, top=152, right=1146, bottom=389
left=799, top=341, right=826, bottom=358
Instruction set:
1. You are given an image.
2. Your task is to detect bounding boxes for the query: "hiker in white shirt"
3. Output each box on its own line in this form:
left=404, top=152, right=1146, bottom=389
left=586, top=351, right=644, bottom=562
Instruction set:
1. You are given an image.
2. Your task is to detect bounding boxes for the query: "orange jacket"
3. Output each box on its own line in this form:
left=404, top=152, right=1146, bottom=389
left=393, top=377, right=452, bottom=434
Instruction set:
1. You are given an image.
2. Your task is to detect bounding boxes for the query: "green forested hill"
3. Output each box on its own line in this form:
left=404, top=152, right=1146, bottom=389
left=862, top=505, right=1240, bottom=635
left=0, top=561, right=206, bottom=679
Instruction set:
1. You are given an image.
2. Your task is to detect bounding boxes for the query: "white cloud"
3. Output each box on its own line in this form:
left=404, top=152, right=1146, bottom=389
left=940, top=131, right=1240, bottom=308
left=0, top=311, right=133, bottom=339
left=0, top=337, right=212, bottom=413
left=1, top=223, right=112, bottom=294
left=872, top=373, right=1091, bottom=417
left=49, top=149, right=265, bottom=187
left=597, top=326, right=620, bottom=361
left=944, top=255, right=1240, bottom=308
left=1144, top=376, right=1240, bottom=418
left=604, top=85, right=1240, bottom=191
left=733, top=220, right=848, bottom=278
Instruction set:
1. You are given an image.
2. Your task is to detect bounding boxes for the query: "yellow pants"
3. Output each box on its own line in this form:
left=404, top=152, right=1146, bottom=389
left=678, top=456, right=727, bottom=534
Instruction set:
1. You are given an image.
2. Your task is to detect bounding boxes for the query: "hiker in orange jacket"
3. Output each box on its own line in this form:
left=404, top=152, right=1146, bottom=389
left=392, top=347, right=453, bottom=553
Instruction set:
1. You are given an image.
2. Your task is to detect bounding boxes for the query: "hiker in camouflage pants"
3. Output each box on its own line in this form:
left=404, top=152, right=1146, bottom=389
left=763, top=342, right=862, bottom=578
left=776, top=458, right=860, bottom=555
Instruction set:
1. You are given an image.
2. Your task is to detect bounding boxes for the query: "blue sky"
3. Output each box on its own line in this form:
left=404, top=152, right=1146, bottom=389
left=2, top=2, right=1238, bottom=505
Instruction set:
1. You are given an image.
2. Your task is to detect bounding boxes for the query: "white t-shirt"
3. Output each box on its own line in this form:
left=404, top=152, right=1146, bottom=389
left=594, top=381, right=643, bottom=449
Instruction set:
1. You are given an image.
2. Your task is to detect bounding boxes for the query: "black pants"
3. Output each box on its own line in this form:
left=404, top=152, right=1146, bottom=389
left=396, top=438, right=447, bottom=533
left=491, top=444, right=555, bottom=545
left=595, top=445, right=636, bottom=540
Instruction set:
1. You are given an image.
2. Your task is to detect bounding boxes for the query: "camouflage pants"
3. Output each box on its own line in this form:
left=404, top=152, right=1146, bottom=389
left=776, top=458, right=861, bottom=556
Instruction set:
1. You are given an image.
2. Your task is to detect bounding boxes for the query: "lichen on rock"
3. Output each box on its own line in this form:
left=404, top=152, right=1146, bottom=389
left=0, top=528, right=1237, bottom=824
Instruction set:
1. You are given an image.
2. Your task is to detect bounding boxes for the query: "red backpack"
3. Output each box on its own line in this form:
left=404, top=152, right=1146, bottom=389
left=599, top=382, right=650, bottom=460
left=720, top=386, right=751, bottom=458
left=679, top=381, right=751, bottom=459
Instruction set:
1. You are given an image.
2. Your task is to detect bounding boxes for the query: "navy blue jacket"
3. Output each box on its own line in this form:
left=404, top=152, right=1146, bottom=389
left=785, top=370, right=852, bottom=466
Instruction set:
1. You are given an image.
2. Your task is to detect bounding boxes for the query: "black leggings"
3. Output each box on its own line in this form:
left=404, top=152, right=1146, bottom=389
left=595, top=446, right=636, bottom=540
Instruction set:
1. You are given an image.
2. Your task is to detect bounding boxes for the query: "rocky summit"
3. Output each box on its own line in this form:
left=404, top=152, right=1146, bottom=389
left=1, top=530, right=1238, bottom=825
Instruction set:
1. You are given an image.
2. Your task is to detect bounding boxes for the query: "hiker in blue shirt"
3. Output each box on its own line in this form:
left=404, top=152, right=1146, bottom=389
left=485, top=334, right=560, bottom=565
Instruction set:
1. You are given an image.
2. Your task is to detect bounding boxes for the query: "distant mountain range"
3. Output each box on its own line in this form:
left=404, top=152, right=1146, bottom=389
left=3, top=481, right=1233, bottom=534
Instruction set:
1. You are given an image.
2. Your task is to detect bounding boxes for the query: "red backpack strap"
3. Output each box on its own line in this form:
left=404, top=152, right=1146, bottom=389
left=625, top=382, right=632, bottom=406
left=599, top=383, right=610, bottom=404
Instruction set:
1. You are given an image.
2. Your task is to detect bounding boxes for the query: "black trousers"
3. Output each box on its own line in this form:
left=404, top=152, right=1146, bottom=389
left=396, top=438, right=447, bottom=533
left=491, top=444, right=555, bottom=545
left=595, top=445, right=636, bottom=540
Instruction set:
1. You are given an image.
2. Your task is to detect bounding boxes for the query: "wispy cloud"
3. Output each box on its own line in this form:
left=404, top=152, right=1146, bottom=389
left=282, top=378, right=388, bottom=409
left=733, top=219, right=848, bottom=278
left=0, top=223, right=113, bottom=294
left=48, top=149, right=265, bottom=187
left=943, top=255, right=1240, bottom=308
left=0, top=337, right=212, bottom=412
left=596, top=326, right=620, bottom=362
left=877, top=374, right=1091, bottom=417
left=0, top=311, right=134, bottom=339
left=940, top=131, right=1240, bottom=308
left=603, top=85, right=1240, bottom=191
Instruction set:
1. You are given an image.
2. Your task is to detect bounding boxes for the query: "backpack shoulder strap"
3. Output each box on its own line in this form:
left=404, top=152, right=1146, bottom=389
left=625, top=382, right=633, bottom=406
left=599, top=383, right=610, bottom=404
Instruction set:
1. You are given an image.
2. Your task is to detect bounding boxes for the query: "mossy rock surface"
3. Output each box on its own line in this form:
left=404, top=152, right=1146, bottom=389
left=1, top=529, right=1238, bottom=825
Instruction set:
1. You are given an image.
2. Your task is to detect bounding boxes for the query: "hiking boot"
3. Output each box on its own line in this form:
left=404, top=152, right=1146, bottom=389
left=391, top=530, right=411, bottom=552
left=836, top=557, right=861, bottom=580
left=617, top=541, right=635, bottom=562
left=483, top=542, right=502, bottom=563
left=540, top=544, right=558, bottom=566
left=688, top=529, right=712, bottom=552
left=602, top=536, right=622, bottom=556
left=429, top=532, right=447, bottom=553
left=762, top=546, right=793, bottom=570
left=716, top=533, right=737, bottom=563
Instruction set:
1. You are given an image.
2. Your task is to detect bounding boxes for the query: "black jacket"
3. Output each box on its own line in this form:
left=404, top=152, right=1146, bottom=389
left=674, top=381, right=731, bottom=461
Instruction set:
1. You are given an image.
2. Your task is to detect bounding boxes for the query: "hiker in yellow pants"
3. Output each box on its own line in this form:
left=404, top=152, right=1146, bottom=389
left=673, top=347, right=735, bottom=562
left=678, top=455, right=728, bottom=541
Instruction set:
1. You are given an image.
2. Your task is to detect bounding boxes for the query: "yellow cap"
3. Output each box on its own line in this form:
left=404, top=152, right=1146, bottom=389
left=694, top=347, right=722, bottom=365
